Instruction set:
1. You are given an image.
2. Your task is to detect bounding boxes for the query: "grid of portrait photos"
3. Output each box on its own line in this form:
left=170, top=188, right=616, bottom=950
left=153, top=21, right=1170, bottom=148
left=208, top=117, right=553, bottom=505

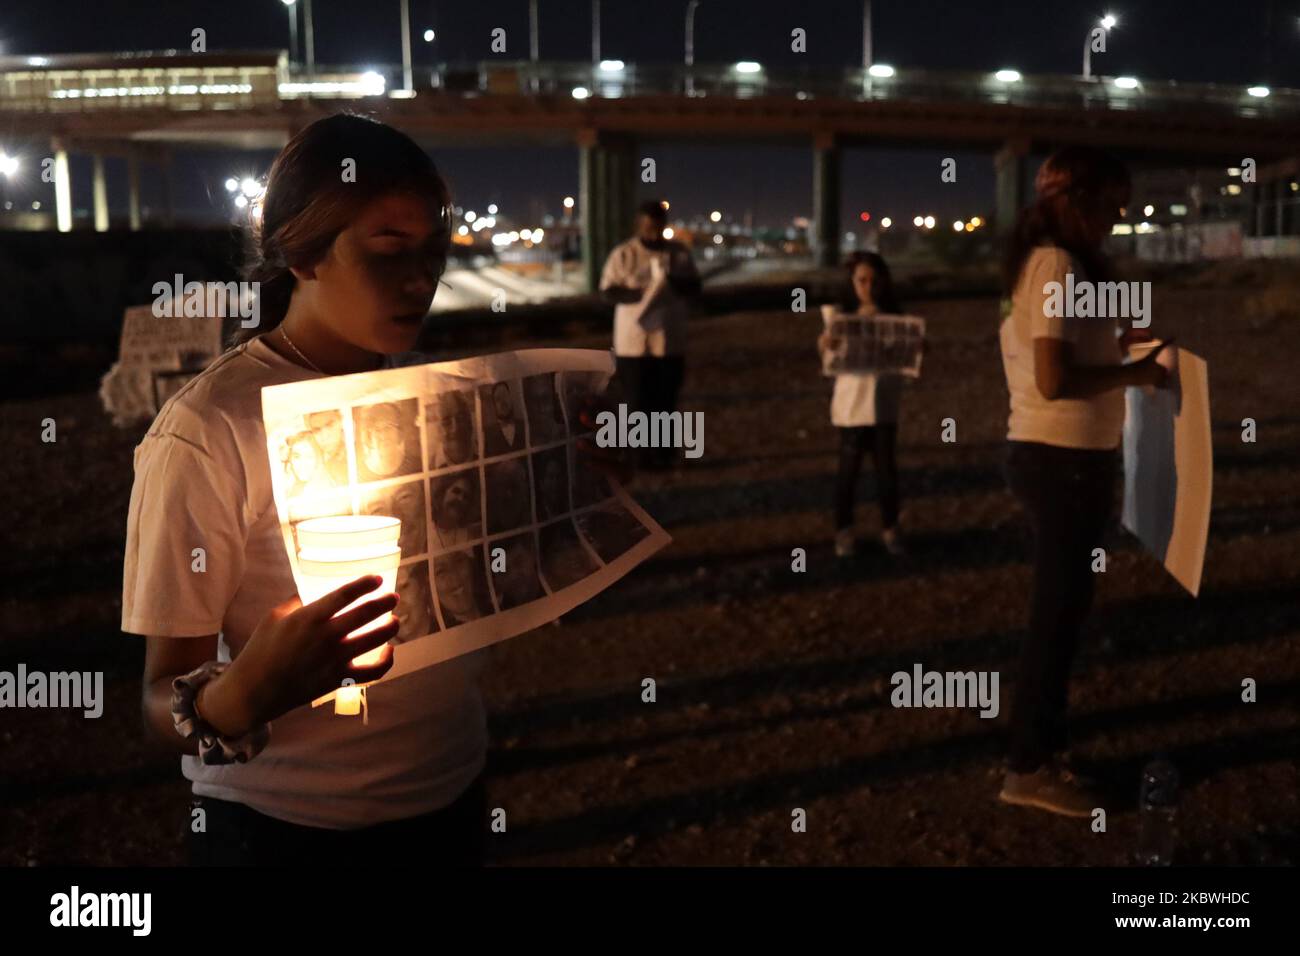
left=262, top=349, right=671, bottom=681
left=820, top=306, right=927, bottom=378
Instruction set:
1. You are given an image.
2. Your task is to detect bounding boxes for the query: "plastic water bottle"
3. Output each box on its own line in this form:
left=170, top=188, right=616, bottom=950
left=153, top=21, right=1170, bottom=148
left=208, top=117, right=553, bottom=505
left=1136, top=759, right=1180, bottom=866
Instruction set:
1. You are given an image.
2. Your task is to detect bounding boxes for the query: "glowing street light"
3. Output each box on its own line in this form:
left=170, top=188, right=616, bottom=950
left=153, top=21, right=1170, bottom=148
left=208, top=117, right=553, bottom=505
left=562, top=196, right=575, bottom=209
left=710, top=210, right=722, bottom=222
left=224, top=177, right=239, bottom=193
left=598, top=59, right=625, bottom=72
left=734, top=61, right=763, bottom=74
left=1083, top=13, right=1118, bottom=80
left=995, top=69, right=1022, bottom=83
left=912, top=215, right=924, bottom=227
left=487, top=203, right=499, bottom=215
left=663, top=227, right=675, bottom=239
left=572, top=86, right=591, bottom=99
left=1113, top=76, right=1140, bottom=90
left=0, top=153, right=20, bottom=178
left=423, top=29, right=435, bottom=43
left=953, top=220, right=965, bottom=232
left=1247, top=86, right=1270, bottom=98
left=240, top=177, right=262, bottom=198
left=867, top=63, right=895, bottom=78
left=923, top=215, right=935, bottom=229
left=880, top=217, right=892, bottom=228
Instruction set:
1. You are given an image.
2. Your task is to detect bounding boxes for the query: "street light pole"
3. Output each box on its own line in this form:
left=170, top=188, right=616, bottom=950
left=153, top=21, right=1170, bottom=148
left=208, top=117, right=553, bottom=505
left=592, top=0, right=600, bottom=66
left=685, top=0, right=700, bottom=96
left=529, top=0, right=539, bottom=92
left=400, top=0, right=413, bottom=92
left=304, top=0, right=315, bottom=78
left=1083, top=13, right=1117, bottom=79
left=281, top=0, right=299, bottom=68
left=862, top=0, right=872, bottom=70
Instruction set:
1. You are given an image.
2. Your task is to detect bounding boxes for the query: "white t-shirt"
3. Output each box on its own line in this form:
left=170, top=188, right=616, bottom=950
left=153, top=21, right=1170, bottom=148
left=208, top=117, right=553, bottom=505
left=830, top=372, right=903, bottom=427
left=600, top=238, right=698, bottom=357
left=1000, top=246, right=1124, bottom=450
left=122, top=335, right=487, bottom=829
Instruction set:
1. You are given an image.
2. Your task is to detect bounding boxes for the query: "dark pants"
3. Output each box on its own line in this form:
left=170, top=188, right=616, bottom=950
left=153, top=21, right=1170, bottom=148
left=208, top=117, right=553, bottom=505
left=834, top=425, right=900, bottom=529
left=615, top=354, right=686, bottom=467
left=186, top=774, right=488, bottom=867
left=1003, top=440, right=1117, bottom=773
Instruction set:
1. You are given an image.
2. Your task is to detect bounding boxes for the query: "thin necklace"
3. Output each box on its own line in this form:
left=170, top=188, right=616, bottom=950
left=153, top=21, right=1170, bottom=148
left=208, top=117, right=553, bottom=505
left=278, top=325, right=325, bottom=374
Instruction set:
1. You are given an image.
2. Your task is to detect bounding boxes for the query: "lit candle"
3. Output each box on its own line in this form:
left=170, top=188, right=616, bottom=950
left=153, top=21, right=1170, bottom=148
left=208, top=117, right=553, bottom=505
left=295, top=515, right=402, bottom=715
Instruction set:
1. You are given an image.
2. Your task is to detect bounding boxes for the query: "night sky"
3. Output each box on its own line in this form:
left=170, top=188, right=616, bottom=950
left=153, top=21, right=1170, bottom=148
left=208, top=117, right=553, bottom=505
left=2, top=0, right=1297, bottom=228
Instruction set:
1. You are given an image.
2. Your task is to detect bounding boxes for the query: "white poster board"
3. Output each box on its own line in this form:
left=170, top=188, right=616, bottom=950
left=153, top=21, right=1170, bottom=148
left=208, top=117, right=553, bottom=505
left=820, top=305, right=926, bottom=377
left=1121, top=345, right=1212, bottom=596
left=99, top=304, right=224, bottom=425
left=261, top=348, right=671, bottom=683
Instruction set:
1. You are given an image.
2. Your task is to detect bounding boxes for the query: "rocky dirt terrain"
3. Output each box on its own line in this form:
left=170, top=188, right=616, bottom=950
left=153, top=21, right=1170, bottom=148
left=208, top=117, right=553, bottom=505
left=2, top=275, right=1297, bottom=866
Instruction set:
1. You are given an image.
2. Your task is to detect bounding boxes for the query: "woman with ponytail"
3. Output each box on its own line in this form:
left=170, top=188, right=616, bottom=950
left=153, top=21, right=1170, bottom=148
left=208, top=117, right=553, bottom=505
left=997, top=146, right=1172, bottom=817
left=122, top=114, right=493, bottom=864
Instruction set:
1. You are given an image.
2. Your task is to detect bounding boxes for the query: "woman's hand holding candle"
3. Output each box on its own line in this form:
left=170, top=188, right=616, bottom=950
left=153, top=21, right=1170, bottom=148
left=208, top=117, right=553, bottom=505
left=223, top=575, right=399, bottom=726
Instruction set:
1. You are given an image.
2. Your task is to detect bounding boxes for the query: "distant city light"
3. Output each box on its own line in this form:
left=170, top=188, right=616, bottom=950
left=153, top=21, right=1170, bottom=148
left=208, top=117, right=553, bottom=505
left=532, top=228, right=545, bottom=242
left=457, top=224, right=469, bottom=236
left=1114, top=76, right=1140, bottom=89
left=0, top=153, right=19, bottom=177
left=663, top=227, right=675, bottom=239
left=1226, top=183, right=1243, bottom=196
left=994, top=69, right=1022, bottom=83
left=923, top=215, right=935, bottom=229
left=27, top=56, right=50, bottom=67
left=661, top=200, right=670, bottom=210
left=964, top=222, right=975, bottom=232
left=487, top=203, right=498, bottom=215
left=599, top=60, right=625, bottom=72
left=970, top=216, right=983, bottom=228
left=1143, top=204, right=1155, bottom=216
left=465, top=210, right=477, bottom=222
left=239, top=178, right=261, bottom=198
left=880, top=217, right=892, bottom=229
left=562, top=196, right=575, bottom=209
left=571, top=86, right=591, bottom=99
left=1247, top=86, right=1270, bottom=98
left=913, top=216, right=924, bottom=227
left=520, top=228, right=533, bottom=241
left=1170, top=204, right=1188, bottom=216
left=1227, top=167, right=1242, bottom=177
left=953, top=220, right=965, bottom=232
left=868, top=64, right=895, bottom=78
left=734, top=61, right=763, bottom=74
left=860, top=211, right=871, bottom=222
left=234, top=195, right=249, bottom=209
left=1101, top=14, right=1118, bottom=30
left=223, top=177, right=239, bottom=193
left=423, top=29, right=435, bottom=42
left=713, top=234, right=723, bottom=244
left=32, top=201, right=41, bottom=210
left=710, top=210, right=722, bottom=222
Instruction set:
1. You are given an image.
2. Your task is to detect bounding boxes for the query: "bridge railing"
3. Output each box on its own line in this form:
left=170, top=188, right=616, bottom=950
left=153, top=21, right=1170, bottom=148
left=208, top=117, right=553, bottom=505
left=1, top=52, right=1296, bottom=121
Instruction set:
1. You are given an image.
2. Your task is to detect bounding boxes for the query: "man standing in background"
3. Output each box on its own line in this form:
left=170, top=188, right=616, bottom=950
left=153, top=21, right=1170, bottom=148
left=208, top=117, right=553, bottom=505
left=600, top=199, right=702, bottom=470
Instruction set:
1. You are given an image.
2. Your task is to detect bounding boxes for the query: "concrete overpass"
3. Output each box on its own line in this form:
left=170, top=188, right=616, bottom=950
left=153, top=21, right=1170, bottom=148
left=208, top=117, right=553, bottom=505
left=3, top=51, right=1298, bottom=287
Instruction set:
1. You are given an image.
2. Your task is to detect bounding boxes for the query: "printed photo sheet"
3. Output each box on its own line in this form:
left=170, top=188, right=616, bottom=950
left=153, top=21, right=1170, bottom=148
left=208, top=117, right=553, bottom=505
left=262, top=348, right=671, bottom=683
left=820, top=306, right=926, bottom=378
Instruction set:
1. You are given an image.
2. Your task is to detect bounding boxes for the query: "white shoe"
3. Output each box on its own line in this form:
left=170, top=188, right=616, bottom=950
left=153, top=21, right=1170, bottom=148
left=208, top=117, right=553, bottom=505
left=880, top=527, right=906, bottom=557
left=834, top=529, right=856, bottom=558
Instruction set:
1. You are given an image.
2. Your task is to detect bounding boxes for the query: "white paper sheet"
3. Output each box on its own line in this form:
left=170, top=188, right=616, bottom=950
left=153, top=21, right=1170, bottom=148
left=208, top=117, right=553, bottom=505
left=820, top=306, right=926, bottom=378
left=261, top=348, right=671, bottom=683
left=1121, top=346, right=1212, bottom=596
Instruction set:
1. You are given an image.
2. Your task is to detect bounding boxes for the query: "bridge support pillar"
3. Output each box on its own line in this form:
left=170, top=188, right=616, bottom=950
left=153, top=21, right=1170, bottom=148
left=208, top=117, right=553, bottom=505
left=578, top=131, right=637, bottom=294
left=50, top=138, right=73, bottom=233
left=812, top=133, right=841, bottom=268
left=126, top=148, right=142, bottom=231
left=92, top=153, right=109, bottom=232
left=995, top=140, right=1032, bottom=237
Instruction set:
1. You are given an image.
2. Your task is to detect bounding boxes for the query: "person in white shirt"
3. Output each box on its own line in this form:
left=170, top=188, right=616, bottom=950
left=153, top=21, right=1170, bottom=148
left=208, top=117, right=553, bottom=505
left=600, top=199, right=701, bottom=470
left=123, top=114, right=619, bottom=865
left=996, top=145, right=1172, bottom=819
left=818, top=251, right=909, bottom=559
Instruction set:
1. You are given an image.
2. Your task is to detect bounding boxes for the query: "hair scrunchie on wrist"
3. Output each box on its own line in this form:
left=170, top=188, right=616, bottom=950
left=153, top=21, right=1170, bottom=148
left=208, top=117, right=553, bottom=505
left=171, top=661, right=271, bottom=765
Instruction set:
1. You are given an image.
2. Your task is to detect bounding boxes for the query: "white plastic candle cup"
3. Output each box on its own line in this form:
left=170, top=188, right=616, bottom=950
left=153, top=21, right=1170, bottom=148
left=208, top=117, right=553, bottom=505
left=295, top=516, right=403, bottom=669
left=295, top=514, right=400, bottom=551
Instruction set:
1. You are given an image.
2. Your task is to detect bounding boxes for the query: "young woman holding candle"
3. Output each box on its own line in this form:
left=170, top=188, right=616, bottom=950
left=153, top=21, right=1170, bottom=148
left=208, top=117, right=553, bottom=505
left=817, top=251, right=909, bottom=559
left=997, top=145, right=1173, bottom=817
left=123, top=113, right=588, bottom=865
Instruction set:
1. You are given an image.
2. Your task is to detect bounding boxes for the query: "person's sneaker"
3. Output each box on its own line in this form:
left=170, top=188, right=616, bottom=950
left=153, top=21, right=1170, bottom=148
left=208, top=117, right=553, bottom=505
left=998, top=760, right=1104, bottom=818
left=834, top=529, right=856, bottom=558
left=880, top=527, right=907, bottom=557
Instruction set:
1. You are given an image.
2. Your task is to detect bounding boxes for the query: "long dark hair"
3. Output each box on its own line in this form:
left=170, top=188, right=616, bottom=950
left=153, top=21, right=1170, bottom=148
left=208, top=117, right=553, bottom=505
left=1001, top=145, right=1130, bottom=296
left=842, top=250, right=903, bottom=314
left=233, top=113, right=453, bottom=346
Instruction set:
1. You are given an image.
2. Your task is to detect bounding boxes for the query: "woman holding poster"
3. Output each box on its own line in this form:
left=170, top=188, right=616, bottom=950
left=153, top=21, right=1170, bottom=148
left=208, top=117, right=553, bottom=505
left=997, top=146, right=1173, bottom=817
left=122, top=115, right=492, bottom=865
left=818, top=251, right=909, bottom=559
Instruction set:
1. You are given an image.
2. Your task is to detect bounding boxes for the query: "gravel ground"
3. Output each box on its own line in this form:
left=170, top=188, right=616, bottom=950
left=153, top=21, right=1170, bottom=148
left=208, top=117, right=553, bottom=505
left=2, top=280, right=1297, bottom=866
